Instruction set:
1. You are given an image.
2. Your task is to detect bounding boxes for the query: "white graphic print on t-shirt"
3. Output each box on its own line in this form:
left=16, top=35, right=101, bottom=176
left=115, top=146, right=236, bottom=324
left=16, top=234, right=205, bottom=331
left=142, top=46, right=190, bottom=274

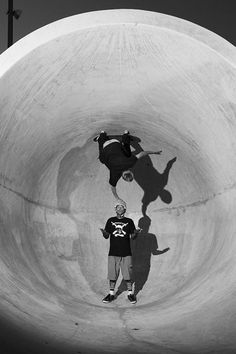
left=111, top=222, right=128, bottom=237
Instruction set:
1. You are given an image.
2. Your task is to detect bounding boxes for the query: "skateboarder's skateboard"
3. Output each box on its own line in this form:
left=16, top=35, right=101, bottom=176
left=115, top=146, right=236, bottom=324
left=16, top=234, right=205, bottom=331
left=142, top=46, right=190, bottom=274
left=107, top=134, right=141, bottom=143
left=93, top=133, right=141, bottom=143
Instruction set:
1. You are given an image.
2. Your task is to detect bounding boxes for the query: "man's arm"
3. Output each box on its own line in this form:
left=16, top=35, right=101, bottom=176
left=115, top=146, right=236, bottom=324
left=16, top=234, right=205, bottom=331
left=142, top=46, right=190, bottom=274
left=100, top=228, right=110, bottom=239
left=136, top=150, right=162, bottom=160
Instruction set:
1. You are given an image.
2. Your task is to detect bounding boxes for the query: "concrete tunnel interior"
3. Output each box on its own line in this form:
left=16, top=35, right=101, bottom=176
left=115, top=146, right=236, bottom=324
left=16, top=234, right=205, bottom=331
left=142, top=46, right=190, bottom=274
left=0, top=9, right=236, bottom=354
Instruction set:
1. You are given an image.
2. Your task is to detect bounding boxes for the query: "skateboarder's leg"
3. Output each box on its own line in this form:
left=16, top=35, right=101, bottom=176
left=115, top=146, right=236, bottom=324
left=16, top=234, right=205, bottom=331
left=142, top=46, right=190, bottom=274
left=121, top=131, right=132, bottom=157
left=97, top=131, right=109, bottom=163
left=98, top=132, right=109, bottom=151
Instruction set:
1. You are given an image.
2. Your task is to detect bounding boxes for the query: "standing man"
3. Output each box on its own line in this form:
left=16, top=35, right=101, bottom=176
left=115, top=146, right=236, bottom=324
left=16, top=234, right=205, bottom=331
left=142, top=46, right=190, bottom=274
left=100, top=203, right=141, bottom=304
left=94, top=130, right=162, bottom=205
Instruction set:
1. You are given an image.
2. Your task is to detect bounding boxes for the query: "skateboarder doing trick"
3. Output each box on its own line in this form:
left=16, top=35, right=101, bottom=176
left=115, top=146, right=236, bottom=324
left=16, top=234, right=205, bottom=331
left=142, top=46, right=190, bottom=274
left=94, top=130, right=162, bottom=205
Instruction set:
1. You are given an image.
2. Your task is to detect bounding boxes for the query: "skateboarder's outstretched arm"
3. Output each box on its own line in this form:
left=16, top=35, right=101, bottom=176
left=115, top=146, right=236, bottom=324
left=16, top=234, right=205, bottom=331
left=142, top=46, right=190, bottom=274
left=136, top=150, right=162, bottom=160
left=111, top=186, right=126, bottom=206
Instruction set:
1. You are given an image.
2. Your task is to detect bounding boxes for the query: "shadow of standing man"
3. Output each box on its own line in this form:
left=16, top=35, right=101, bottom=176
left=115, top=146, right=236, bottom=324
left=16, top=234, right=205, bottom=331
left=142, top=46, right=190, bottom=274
left=131, top=215, right=170, bottom=296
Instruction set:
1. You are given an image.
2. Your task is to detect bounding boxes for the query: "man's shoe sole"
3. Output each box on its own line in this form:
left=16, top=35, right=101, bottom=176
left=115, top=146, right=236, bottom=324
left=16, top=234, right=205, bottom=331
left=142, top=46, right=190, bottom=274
left=127, top=295, right=137, bottom=304
left=102, top=296, right=115, bottom=303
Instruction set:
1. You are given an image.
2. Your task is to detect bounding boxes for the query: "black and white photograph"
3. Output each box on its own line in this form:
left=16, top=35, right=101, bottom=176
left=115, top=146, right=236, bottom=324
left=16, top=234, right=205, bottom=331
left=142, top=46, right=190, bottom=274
left=0, top=1, right=236, bottom=353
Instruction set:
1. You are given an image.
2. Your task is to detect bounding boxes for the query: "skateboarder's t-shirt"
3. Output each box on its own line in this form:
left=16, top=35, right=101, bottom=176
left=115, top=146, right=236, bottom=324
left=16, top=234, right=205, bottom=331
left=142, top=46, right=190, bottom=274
left=101, top=142, right=137, bottom=186
left=105, top=216, right=135, bottom=257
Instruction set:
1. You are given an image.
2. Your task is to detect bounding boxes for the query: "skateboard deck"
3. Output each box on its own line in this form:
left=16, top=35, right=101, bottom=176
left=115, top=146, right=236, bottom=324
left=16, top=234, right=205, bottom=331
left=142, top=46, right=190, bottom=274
left=107, top=134, right=141, bottom=143
left=93, top=133, right=141, bottom=143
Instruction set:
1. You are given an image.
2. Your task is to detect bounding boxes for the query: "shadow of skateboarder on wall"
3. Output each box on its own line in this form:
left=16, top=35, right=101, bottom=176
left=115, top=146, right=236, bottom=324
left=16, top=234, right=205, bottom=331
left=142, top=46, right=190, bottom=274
left=130, top=138, right=177, bottom=216
left=56, top=134, right=176, bottom=217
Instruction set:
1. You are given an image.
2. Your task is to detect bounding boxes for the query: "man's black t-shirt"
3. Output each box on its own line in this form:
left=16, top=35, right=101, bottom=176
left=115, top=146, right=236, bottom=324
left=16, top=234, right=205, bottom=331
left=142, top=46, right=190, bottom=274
left=101, top=142, right=137, bottom=187
left=105, top=216, right=135, bottom=257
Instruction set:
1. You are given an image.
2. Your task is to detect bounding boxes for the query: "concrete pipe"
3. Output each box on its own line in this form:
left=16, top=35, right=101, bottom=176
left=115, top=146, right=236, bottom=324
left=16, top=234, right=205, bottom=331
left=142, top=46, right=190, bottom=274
left=0, top=9, right=236, bottom=354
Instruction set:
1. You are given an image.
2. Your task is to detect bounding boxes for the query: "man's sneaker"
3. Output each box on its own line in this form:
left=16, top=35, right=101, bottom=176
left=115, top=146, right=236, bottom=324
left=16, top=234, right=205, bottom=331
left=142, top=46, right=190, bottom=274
left=127, top=294, right=137, bottom=304
left=93, top=130, right=106, bottom=142
left=102, top=294, right=115, bottom=303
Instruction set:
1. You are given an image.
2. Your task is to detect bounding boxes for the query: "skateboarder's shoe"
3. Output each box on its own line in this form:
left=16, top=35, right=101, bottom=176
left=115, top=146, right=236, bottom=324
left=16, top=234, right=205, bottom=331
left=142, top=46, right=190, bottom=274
left=93, top=130, right=106, bottom=142
left=102, top=294, right=115, bottom=303
left=123, top=130, right=134, bottom=141
left=127, top=294, right=137, bottom=304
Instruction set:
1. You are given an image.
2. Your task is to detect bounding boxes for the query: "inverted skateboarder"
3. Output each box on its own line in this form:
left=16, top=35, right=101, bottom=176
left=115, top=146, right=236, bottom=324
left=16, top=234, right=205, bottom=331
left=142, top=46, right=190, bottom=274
left=100, top=203, right=141, bottom=304
left=94, top=130, right=162, bottom=205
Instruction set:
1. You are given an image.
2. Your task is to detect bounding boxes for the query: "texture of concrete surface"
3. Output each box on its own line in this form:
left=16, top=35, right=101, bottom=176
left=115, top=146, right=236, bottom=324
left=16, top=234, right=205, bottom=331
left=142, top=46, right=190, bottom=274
left=0, top=9, right=236, bottom=354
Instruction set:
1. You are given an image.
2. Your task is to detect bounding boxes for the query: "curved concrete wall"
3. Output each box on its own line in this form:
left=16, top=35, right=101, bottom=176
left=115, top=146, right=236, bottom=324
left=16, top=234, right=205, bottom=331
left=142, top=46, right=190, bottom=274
left=0, top=9, right=236, bottom=354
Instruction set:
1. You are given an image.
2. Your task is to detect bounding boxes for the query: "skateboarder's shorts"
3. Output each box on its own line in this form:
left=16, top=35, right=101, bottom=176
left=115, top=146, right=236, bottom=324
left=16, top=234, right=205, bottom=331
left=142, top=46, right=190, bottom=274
left=107, top=255, right=132, bottom=281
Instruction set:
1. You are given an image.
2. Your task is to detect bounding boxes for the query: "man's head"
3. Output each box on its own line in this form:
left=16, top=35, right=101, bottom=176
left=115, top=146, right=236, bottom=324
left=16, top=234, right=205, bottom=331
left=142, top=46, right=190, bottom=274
left=115, top=203, right=126, bottom=216
left=122, top=170, right=134, bottom=182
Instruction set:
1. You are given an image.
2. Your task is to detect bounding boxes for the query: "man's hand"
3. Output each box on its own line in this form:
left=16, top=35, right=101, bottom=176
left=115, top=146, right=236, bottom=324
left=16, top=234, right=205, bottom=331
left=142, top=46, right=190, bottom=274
left=100, top=228, right=110, bottom=239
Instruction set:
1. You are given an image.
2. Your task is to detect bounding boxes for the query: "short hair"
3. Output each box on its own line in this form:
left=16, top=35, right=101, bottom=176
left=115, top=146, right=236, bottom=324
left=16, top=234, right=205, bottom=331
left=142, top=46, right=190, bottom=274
left=115, top=203, right=126, bottom=211
left=122, top=170, right=134, bottom=182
